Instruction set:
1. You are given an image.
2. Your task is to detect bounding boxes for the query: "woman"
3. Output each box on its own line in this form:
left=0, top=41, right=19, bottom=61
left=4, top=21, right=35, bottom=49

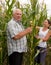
left=35, top=19, right=51, bottom=65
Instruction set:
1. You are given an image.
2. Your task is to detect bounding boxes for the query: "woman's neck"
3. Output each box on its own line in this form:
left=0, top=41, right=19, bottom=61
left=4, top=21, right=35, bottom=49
left=42, top=27, right=48, bottom=31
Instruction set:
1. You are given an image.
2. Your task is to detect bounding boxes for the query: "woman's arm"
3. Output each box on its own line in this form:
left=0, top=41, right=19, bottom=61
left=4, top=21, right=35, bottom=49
left=36, top=26, right=40, bottom=30
left=42, top=30, right=51, bottom=41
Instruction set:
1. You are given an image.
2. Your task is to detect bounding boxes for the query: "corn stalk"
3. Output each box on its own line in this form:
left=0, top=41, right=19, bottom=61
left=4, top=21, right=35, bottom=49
left=0, top=0, right=48, bottom=65
left=21, top=0, right=47, bottom=65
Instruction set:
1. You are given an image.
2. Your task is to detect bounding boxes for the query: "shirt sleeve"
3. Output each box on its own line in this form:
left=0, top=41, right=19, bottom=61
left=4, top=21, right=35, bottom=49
left=7, top=23, right=19, bottom=38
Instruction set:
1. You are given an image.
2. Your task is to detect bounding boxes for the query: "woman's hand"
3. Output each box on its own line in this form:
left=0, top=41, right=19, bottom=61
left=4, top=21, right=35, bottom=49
left=34, top=35, right=40, bottom=39
left=36, top=26, right=40, bottom=30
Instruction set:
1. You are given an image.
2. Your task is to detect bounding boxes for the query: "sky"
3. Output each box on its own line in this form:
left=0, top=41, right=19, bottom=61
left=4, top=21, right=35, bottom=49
left=18, top=0, right=51, bottom=17
left=0, top=0, right=51, bottom=17
left=39, top=0, right=51, bottom=17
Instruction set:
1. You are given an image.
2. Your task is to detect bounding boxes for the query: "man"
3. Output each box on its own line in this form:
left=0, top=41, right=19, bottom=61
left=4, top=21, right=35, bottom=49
left=6, top=9, right=32, bottom=65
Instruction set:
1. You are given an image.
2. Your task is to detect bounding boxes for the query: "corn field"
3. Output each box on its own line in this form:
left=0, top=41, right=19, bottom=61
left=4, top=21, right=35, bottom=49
left=0, top=0, right=51, bottom=65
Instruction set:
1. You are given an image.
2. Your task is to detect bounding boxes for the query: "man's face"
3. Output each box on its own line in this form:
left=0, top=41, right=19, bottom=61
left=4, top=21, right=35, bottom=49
left=13, top=9, right=22, bottom=21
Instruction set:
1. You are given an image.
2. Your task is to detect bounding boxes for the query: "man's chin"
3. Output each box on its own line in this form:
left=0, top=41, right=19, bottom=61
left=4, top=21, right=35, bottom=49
left=17, top=19, right=21, bottom=21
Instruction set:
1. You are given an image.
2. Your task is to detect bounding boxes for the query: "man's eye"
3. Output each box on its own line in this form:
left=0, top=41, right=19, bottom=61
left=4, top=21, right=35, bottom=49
left=16, top=13, right=22, bottom=15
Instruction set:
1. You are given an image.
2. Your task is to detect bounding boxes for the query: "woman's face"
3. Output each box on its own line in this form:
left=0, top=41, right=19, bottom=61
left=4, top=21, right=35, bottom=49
left=43, top=20, right=50, bottom=28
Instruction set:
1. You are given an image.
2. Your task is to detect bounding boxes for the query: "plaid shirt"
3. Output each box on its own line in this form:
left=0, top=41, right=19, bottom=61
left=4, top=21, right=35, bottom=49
left=6, top=18, right=27, bottom=56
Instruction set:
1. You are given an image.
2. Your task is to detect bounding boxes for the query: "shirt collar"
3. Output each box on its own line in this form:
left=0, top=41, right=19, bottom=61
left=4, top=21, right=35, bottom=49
left=12, top=18, right=22, bottom=25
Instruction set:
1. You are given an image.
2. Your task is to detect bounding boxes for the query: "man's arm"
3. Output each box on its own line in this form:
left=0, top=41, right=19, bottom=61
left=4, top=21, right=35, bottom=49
left=12, top=27, right=32, bottom=40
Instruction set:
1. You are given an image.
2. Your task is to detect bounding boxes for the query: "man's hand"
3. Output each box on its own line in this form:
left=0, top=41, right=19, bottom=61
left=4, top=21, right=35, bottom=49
left=26, top=27, right=32, bottom=33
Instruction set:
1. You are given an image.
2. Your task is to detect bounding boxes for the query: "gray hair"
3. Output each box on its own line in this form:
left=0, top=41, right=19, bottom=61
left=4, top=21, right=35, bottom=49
left=13, top=8, right=22, bottom=14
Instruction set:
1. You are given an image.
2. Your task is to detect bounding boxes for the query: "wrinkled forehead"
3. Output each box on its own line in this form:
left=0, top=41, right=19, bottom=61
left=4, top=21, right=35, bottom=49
left=13, top=9, right=22, bottom=14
